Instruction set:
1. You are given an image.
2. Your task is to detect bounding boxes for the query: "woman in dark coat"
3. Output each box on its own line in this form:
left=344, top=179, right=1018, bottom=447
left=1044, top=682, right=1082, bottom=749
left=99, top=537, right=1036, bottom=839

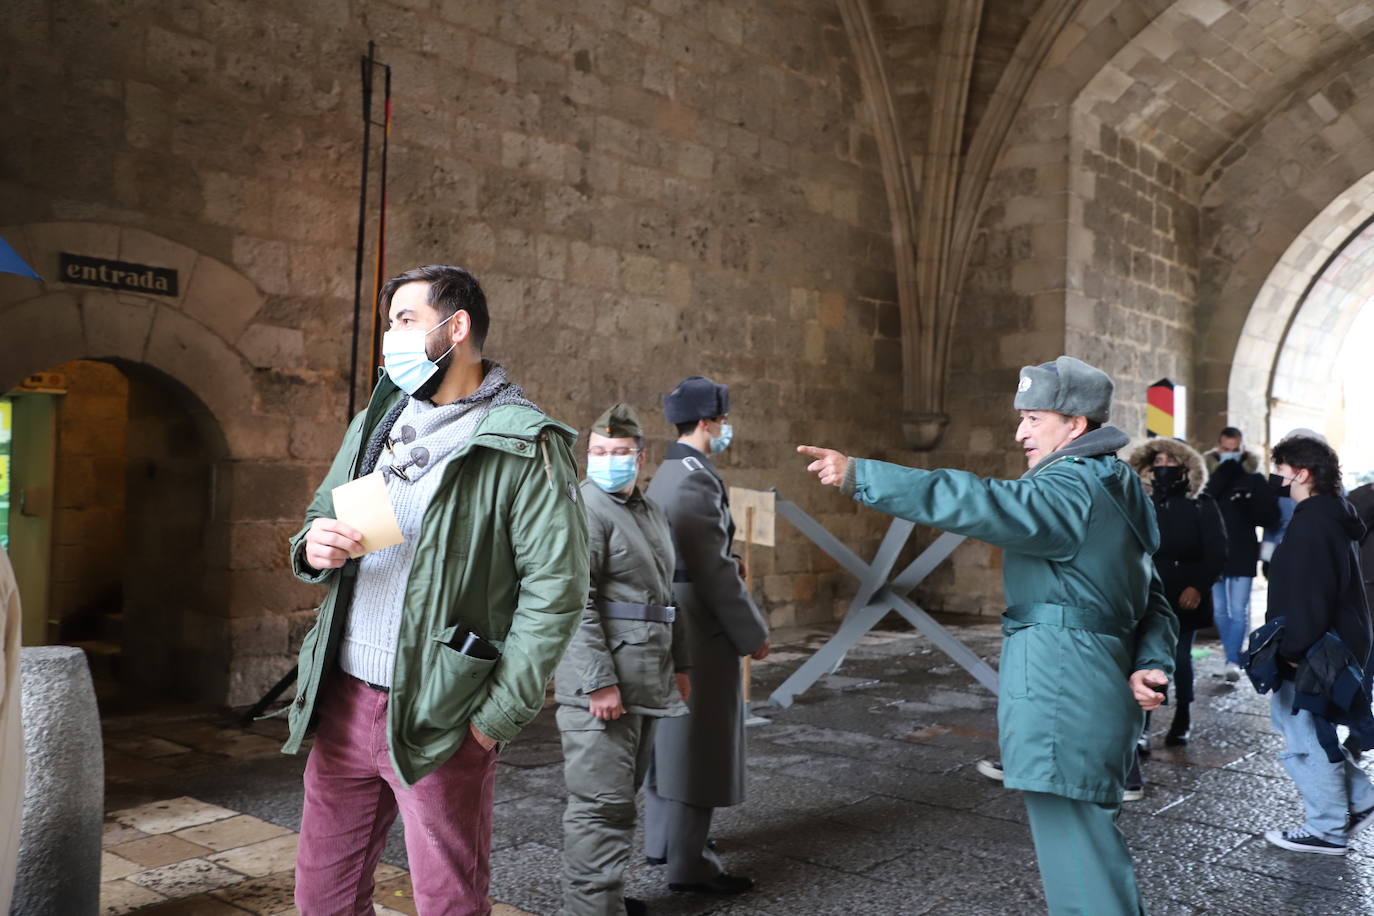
left=1129, top=438, right=1228, bottom=744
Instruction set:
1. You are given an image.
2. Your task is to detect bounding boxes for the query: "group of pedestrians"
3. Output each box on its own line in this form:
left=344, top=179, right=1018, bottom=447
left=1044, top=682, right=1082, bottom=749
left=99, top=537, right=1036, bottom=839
left=280, top=262, right=1372, bottom=916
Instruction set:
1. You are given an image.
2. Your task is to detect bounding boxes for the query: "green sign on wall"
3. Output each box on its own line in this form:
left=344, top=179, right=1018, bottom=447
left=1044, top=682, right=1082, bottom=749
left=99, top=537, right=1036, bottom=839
left=0, top=398, right=10, bottom=551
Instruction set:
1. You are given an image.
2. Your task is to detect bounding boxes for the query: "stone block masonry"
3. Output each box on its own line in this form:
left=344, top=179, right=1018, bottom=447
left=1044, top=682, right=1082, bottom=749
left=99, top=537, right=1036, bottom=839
left=1, top=0, right=904, bottom=704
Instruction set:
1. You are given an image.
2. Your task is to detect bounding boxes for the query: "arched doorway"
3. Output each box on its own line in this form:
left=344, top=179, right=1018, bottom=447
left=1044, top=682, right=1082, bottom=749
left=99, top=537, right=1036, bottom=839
left=4, top=359, right=226, bottom=708
left=1225, top=175, right=1374, bottom=459
left=1, top=221, right=321, bottom=707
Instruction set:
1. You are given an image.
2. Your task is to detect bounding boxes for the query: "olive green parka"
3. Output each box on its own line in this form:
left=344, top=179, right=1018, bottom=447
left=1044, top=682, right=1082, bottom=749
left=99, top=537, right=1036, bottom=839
left=282, top=373, right=589, bottom=787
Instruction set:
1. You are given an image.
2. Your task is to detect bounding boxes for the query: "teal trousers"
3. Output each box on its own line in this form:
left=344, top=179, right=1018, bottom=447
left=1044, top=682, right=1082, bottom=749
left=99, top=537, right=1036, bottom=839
left=1022, top=791, right=1146, bottom=916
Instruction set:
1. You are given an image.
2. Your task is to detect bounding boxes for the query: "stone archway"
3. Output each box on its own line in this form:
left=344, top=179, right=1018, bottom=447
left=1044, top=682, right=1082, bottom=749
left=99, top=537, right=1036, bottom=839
left=1223, top=178, right=1374, bottom=445
left=1191, top=45, right=1374, bottom=445
left=907, top=0, right=1374, bottom=614
left=0, top=222, right=326, bottom=705
left=1265, top=215, right=1374, bottom=447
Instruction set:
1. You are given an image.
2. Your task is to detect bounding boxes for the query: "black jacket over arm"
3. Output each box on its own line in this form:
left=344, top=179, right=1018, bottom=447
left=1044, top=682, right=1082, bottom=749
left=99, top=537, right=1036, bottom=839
left=1266, top=494, right=1372, bottom=668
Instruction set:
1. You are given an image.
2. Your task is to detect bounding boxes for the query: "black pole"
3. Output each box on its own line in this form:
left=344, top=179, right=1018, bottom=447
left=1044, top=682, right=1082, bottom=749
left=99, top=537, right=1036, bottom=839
left=239, top=665, right=298, bottom=725
left=369, top=63, right=393, bottom=374
left=348, top=41, right=376, bottom=419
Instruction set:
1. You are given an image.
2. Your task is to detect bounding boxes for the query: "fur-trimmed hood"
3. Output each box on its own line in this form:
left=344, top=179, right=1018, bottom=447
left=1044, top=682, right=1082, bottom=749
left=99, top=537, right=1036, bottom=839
left=1129, top=437, right=1208, bottom=498
left=1202, top=446, right=1260, bottom=475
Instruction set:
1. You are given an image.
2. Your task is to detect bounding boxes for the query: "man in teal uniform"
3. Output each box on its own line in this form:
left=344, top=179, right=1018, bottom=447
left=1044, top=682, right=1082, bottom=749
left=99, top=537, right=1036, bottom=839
left=799, top=356, right=1177, bottom=915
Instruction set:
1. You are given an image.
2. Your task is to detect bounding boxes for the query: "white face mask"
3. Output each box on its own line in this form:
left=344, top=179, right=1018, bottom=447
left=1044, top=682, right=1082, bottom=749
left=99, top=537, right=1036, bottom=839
left=382, top=313, right=456, bottom=395
left=709, top=422, right=733, bottom=455
left=587, top=454, right=637, bottom=492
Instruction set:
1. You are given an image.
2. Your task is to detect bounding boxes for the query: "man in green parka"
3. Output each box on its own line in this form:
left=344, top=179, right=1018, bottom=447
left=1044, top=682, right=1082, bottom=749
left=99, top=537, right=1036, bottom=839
left=285, top=265, right=588, bottom=915
left=800, top=356, right=1177, bottom=916
left=555, top=403, right=690, bottom=916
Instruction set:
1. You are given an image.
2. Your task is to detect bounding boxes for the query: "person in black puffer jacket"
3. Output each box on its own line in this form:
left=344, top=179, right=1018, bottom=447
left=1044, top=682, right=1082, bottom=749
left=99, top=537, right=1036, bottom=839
left=1128, top=438, right=1228, bottom=746
left=1262, top=436, right=1374, bottom=856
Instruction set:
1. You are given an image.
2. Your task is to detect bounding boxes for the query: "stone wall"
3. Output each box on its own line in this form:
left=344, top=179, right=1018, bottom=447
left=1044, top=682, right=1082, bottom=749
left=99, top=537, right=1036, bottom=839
left=1069, top=117, right=1199, bottom=437
left=49, top=360, right=129, bottom=639
left=2, top=0, right=902, bottom=702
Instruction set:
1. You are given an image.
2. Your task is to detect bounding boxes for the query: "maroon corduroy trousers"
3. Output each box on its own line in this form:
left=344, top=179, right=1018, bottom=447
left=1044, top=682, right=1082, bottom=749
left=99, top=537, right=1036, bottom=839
left=294, top=674, right=499, bottom=915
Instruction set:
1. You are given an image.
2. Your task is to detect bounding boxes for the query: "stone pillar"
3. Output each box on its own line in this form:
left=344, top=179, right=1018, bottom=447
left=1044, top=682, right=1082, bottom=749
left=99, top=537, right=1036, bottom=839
left=12, top=647, right=102, bottom=916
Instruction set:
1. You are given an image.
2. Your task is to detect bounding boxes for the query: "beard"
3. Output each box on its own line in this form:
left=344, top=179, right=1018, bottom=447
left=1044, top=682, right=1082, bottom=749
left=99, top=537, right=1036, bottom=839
left=410, top=331, right=455, bottom=401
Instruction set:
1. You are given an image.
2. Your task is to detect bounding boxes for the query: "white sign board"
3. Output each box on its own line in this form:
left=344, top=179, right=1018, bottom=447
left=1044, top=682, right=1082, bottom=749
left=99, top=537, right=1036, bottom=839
left=729, top=487, right=776, bottom=547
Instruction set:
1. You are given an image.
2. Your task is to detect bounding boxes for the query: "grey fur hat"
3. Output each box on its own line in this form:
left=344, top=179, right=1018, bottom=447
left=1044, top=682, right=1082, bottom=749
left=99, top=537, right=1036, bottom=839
left=1013, top=355, right=1114, bottom=424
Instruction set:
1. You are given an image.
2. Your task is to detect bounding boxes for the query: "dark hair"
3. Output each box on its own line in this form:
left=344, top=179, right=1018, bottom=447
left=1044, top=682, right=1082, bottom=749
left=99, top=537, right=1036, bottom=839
left=674, top=416, right=723, bottom=436
left=379, top=265, right=489, bottom=350
left=1219, top=426, right=1243, bottom=440
left=1272, top=436, right=1342, bottom=497
left=1085, top=420, right=1102, bottom=432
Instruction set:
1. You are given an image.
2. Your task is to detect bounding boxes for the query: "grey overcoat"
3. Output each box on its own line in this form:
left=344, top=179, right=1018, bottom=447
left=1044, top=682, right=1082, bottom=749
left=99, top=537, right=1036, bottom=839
left=646, top=442, right=769, bottom=808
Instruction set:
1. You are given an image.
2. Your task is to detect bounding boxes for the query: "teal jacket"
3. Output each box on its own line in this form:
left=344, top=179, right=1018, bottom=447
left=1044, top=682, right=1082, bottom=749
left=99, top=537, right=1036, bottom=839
left=282, top=372, right=589, bottom=787
left=845, top=427, right=1177, bottom=802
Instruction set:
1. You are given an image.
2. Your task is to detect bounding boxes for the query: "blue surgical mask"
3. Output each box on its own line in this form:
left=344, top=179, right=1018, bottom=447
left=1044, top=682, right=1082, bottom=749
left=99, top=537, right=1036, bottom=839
left=587, top=454, right=637, bottom=492
left=1218, top=451, right=1241, bottom=462
left=709, top=423, right=733, bottom=455
left=382, top=313, right=456, bottom=396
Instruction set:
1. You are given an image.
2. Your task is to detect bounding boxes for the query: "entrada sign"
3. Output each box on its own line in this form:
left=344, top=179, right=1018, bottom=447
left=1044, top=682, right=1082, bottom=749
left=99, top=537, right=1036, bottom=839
left=59, top=252, right=179, bottom=296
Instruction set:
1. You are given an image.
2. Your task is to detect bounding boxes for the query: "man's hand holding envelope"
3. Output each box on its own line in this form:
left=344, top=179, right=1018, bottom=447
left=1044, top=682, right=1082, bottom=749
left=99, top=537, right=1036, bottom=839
left=304, top=472, right=404, bottom=569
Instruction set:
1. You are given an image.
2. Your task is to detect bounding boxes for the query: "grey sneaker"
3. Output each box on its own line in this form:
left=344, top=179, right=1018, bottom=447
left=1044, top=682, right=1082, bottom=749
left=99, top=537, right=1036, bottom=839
left=1264, top=827, right=1347, bottom=855
left=975, top=758, right=1004, bottom=781
left=1224, top=664, right=1243, bottom=683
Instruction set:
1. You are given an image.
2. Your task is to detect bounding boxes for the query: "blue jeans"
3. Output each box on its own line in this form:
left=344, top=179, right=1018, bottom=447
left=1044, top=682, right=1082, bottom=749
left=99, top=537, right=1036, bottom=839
left=1269, top=681, right=1374, bottom=843
left=1211, top=576, right=1253, bottom=665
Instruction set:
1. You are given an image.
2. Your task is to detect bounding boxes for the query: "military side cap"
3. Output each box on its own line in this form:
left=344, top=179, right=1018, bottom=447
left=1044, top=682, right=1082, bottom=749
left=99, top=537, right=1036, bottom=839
left=592, top=402, right=643, bottom=439
left=1013, top=355, right=1114, bottom=424
left=662, top=375, right=729, bottom=424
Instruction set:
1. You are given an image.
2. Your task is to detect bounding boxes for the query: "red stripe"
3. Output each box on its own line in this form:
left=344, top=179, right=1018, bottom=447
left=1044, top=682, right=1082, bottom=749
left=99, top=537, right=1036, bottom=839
left=1147, top=385, right=1173, bottom=414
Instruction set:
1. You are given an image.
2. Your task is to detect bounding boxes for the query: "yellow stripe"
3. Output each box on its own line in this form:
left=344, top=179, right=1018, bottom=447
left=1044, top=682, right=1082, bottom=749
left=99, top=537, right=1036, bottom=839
left=1146, top=404, right=1174, bottom=438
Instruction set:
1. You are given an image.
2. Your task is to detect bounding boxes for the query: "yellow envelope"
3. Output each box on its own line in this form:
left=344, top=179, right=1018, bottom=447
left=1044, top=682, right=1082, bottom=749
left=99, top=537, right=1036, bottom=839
left=330, top=471, right=404, bottom=558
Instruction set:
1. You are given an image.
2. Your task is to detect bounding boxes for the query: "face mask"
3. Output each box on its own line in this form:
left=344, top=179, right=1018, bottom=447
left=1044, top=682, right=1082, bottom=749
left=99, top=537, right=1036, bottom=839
left=587, top=454, right=637, bottom=493
left=1269, top=473, right=1291, bottom=499
left=382, top=313, right=456, bottom=396
left=1151, top=466, right=1184, bottom=492
left=1218, top=451, right=1241, bottom=462
left=709, top=423, right=733, bottom=455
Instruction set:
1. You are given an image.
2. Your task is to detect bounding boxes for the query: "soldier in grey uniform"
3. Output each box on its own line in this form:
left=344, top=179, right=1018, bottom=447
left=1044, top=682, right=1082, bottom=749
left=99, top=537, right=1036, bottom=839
left=555, top=403, right=690, bottom=916
left=644, top=376, right=770, bottom=896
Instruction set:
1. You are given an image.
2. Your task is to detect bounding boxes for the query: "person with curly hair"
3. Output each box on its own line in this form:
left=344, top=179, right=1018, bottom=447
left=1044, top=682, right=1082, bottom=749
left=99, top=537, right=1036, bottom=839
left=1262, top=436, right=1374, bottom=855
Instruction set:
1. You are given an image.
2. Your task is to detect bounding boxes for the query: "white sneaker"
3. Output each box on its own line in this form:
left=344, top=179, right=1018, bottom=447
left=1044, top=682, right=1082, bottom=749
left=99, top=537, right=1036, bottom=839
left=1224, top=664, right=1242, bottom=682
left=1122, top=785, right=1145, bottom=802
left=975, top=758, right=1005, bottom=781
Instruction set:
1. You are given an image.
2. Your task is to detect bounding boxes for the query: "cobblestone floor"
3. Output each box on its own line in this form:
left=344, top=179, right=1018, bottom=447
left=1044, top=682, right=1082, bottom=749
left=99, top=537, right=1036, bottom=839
left=100, top=592, right=1374, bottom=915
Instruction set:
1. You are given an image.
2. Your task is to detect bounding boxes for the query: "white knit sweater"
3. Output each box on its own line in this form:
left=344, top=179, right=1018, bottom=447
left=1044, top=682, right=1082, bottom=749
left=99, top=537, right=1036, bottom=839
left=338, top=396, right=492, bottom=687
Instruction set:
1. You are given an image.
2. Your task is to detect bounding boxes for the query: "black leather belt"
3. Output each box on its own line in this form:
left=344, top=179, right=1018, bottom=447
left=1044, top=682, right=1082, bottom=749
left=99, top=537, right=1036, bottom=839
left=597, top=600, right=676, bottom=624
left=351, top=675, right=390, bottom=693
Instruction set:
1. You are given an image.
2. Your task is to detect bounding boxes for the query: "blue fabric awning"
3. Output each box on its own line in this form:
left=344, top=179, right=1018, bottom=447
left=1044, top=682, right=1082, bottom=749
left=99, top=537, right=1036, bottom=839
left=0, top=237, right=40, bottom=280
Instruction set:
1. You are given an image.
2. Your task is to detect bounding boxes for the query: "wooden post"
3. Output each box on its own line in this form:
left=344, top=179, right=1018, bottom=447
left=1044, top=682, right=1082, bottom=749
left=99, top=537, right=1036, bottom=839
left=742, top=506, right=754, bottom=703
